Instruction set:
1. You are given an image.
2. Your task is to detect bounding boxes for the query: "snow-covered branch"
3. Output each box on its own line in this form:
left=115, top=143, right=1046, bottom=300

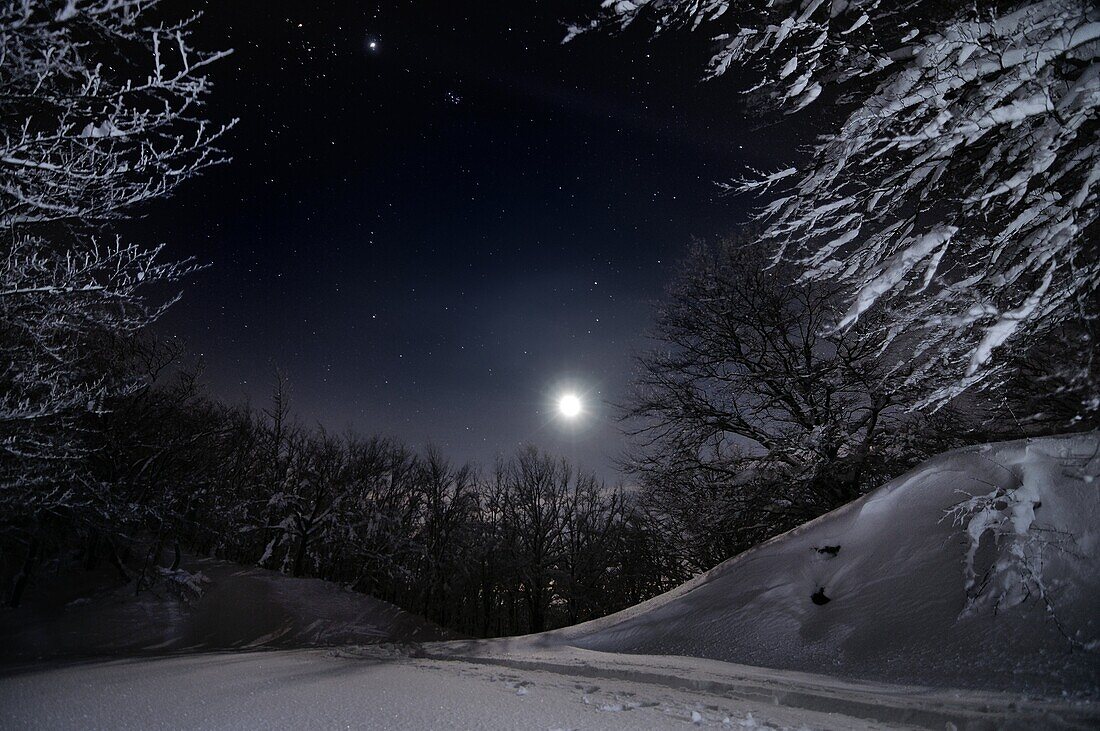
left=581, top=0, right=1100, bottom=415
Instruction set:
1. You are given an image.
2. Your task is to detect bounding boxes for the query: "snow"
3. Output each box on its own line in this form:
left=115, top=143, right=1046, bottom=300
left=3, top=644, right=1095, bottom=729
left=842, top=14, right=869, bottom=35
left=837, top=226, right=957, bottom=331
left=965, top=262, right=1055, bottom=375
left=602, top=0, right=1100, bottom=409
left=79, top=120, right=125, bottom=138
left=1, top=435, right=1097, bottom=728
left=0, top=557, right=453, bottom=660
left=451, top=433, right=1100, bottom=698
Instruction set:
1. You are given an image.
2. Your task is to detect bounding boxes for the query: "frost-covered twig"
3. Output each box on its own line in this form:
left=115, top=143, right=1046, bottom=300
left=944, top=475, right=1085, bottom=648
left=0, top=1, right=231, bottom=543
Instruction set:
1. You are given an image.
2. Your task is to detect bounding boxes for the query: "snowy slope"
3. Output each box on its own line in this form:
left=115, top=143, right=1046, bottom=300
left=1, top=557, right=454, bottom=660
left=477, top=434, right=1100, bottom=696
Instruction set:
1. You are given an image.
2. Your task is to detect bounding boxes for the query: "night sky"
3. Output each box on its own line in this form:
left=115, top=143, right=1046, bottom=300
left=133, top=2, right=799, bottom=482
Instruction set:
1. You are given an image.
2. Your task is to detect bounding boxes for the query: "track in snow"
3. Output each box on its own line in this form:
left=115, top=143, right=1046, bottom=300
left=2, top=646, right=1096, bottom=730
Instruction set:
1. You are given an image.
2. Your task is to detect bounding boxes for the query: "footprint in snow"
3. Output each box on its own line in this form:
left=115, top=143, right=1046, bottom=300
left=505, top=679, right=533, bottom=695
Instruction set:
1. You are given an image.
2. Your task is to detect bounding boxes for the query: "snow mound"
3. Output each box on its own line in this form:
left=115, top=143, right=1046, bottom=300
left=1, top=557, right=454, bottom=660
left=544, top=433, right=1100, bottom=696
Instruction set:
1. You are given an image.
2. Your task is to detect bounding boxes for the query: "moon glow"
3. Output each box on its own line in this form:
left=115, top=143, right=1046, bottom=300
left=558, top=393, right=582, bottom=419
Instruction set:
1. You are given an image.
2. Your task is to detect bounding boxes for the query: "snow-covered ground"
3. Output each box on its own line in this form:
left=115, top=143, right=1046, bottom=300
left=1, top=557, right=453, bottom=660
left=4, top=645, right=1095, bottom=730
left=2, top=434, right=1098, bottom=729
left=481, top=433, right=1099, bottom=697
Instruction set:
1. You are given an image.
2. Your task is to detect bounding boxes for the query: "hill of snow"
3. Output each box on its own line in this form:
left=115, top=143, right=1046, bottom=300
left=1, top=557, right=454, bottom=660
left=469, top=433, right=1100, bottom=697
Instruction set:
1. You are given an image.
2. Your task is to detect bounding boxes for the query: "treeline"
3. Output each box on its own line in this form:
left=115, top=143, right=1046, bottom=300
left=6, top=349, right=676, bottom=636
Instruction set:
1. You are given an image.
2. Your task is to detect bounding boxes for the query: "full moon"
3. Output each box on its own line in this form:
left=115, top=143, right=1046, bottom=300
left=558, top=393, right=582, bottom=419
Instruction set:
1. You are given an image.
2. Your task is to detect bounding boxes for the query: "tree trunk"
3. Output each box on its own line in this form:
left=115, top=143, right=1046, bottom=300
left=107, top=539, right=132, bottom=584
left=291, top=532, right=309, bottom=577
left=528, top=586, right=546, bottom=633
left=83, top=533, right=99, bottom=571
left=8, top=537, right=39, bottom=608
left=480, top=571, right=493, bottom=638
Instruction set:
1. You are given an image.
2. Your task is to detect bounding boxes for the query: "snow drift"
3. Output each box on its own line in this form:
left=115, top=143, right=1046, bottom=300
left=511, top=433, right=1100, bottom=696
left=1, top=557, right=453, bottom=660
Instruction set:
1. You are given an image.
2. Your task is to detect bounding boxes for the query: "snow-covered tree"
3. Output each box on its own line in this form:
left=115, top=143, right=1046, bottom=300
left=497, top=447, right=572, bottom=633
left=574, top=0, right=1099, bottom=417
left=622, top=239, right=961, bottom=569
left=1, top=0, right=231, bottom=601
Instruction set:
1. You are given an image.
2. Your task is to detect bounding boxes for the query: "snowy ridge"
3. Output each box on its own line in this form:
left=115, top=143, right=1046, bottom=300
left=0, top=557, right=454, bottom=660
left=433, top=433, right=1100, bottom=697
